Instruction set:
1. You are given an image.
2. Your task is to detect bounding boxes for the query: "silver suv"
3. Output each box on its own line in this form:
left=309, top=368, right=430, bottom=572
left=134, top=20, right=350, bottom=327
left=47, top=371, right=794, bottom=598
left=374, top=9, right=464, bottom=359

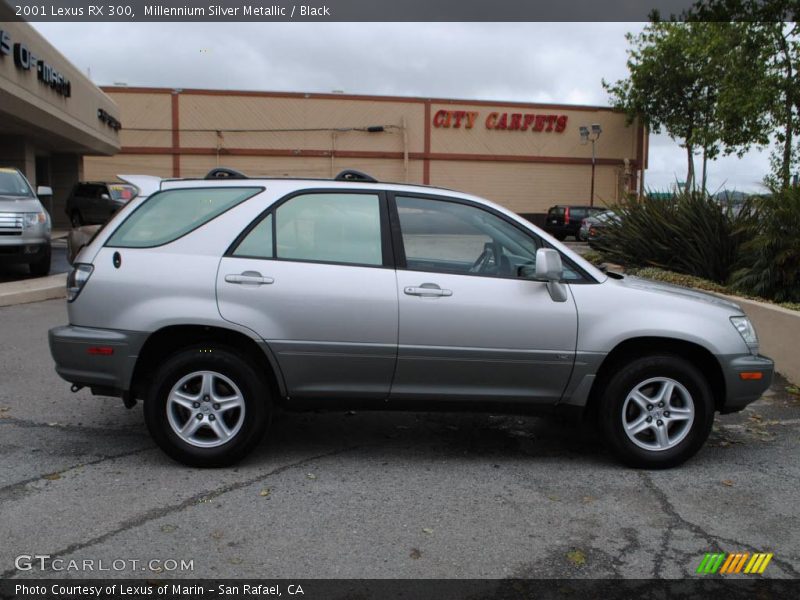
left=48, top=169, right=774, bottom=468
left=0, top=168, right=52, bottom=276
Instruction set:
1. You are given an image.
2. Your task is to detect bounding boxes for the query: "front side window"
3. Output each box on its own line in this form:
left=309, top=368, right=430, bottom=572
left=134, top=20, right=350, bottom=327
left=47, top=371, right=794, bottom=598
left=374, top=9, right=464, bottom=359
left=395, top=196, right=540, bottom=278
left=107, top=187, right=260, bottom=248
left=274, top=193, right=382, bottom=266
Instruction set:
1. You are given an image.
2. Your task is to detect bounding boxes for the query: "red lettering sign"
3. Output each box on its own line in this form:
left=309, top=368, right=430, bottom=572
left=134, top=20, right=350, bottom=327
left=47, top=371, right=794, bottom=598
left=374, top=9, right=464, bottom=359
left=434, top=110, right=568, bottom=133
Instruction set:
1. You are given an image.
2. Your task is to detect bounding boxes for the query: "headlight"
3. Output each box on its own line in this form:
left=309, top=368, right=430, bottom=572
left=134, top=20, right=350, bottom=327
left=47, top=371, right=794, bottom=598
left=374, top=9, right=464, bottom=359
left=731, top=316, right=758, bottom=346
left=23, top=212, right=47, bottom=228
left=67, top=264, right=94, bottom=302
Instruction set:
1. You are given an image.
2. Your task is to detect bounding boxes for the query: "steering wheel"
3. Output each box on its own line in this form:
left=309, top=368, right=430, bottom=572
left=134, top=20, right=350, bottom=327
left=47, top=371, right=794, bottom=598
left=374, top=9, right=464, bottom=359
left=469, top=242, right=500, bottom=274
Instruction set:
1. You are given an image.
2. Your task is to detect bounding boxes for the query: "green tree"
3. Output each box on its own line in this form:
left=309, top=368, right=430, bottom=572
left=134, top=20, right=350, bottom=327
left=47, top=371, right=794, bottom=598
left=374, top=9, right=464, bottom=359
left=604, top=21, right=768, bottom=192
left=687, top=0, right=800, bottom=188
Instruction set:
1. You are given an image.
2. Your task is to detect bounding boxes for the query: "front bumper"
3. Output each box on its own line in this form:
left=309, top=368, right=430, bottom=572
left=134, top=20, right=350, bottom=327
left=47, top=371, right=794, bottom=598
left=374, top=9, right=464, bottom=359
left=48, top=325, right=148, bottom=397
left=0, top=240, right=48, bottom=264
left=719, top=353, right=775, bottom=413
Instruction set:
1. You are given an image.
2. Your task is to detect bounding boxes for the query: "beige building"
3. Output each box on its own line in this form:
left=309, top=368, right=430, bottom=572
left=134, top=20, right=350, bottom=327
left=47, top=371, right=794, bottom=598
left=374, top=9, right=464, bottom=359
left=88, top=86, right=647, bottom=218
left=0, top=8, right=121, bottom=227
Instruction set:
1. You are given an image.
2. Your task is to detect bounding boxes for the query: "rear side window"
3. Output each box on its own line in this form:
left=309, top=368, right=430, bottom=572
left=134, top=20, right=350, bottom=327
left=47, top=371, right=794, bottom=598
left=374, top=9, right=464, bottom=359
left=274, top=193, right=382, bottom=266
left=107, top=187, right=261, bottom=248
left=548, top=207, right=564, bottom=217
left=233, top=214, right=273, bottom=259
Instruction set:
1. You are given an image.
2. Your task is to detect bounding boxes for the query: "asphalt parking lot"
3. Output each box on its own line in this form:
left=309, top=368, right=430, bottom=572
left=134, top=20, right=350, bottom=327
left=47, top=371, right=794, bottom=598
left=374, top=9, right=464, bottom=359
left=0, top=298, right=798, bottom=580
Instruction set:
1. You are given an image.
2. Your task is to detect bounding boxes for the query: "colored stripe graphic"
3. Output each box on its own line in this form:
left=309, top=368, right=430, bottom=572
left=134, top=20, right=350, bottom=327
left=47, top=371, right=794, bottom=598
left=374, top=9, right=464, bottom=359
left=698, top=552, right=774, bottom=575
left=697, top=553, right=726, bottom=574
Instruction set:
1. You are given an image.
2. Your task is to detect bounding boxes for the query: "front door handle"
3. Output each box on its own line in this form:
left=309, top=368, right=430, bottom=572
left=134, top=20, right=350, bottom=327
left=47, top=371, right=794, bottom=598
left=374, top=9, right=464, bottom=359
left=404, top=283, right=452, bottom=297
left=225, top=271, right=274, bottom=285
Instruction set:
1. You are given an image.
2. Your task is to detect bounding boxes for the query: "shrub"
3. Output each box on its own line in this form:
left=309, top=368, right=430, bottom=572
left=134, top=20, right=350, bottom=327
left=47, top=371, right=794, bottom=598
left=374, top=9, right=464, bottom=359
left=595, top=192, right=753, bottom=284
left=730, top=187, right=800, bottom=302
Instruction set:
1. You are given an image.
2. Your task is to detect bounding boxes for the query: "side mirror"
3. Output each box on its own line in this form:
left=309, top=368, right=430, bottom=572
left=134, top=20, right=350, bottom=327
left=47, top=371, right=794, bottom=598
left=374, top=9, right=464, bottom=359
left=37, top=186, right=53, bottom=197
left=535, top=248, right=563, bottom=281
left=100, top=193, right=111, bottom=201
left=534, top=248, right=568, bottom=303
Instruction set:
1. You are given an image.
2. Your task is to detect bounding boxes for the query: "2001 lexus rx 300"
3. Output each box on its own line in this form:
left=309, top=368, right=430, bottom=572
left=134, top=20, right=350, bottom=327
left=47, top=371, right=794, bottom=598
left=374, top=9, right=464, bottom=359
left=48, top=168, right=774, bottom=468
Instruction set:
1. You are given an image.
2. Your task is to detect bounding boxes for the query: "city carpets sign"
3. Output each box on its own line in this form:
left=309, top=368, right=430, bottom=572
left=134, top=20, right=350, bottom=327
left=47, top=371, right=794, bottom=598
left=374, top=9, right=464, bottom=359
left=433, top=109, right=568, bottom=133
left=0, top=29, right=71, bottom=97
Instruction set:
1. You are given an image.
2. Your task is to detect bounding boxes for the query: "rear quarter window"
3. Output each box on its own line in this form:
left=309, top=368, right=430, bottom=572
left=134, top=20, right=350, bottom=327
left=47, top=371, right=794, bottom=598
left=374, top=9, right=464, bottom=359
left=106, top=187, right=261, bottom=248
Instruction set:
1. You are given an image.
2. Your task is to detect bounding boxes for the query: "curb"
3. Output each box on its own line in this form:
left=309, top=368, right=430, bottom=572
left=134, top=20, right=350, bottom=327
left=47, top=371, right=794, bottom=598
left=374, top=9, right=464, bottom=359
left=0, top=273, right=67, bottom=307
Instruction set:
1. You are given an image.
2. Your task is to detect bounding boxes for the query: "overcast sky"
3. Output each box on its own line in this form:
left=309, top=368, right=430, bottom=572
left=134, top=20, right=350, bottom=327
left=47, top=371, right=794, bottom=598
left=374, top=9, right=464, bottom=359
left=33, top=21, right=773, bottom=193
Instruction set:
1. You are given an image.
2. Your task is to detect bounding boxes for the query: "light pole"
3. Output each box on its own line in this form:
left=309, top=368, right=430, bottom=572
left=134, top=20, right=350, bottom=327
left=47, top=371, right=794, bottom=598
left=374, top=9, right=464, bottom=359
left=579, top=124, right=602, bottom=207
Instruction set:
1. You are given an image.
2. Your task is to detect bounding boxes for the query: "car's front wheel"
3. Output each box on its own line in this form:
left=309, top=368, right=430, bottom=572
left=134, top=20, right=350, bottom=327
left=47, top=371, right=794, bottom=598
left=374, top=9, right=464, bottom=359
left=144, top=346, right=271, bottom=467
left=599, top=355, right=714, bottom=469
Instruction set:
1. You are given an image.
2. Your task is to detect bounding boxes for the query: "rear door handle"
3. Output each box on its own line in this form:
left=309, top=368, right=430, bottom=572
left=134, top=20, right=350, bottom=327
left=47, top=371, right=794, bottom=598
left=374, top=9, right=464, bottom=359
left=404, top=283, right=452, bottom=297
left=225, top=271, right=274, bottom=285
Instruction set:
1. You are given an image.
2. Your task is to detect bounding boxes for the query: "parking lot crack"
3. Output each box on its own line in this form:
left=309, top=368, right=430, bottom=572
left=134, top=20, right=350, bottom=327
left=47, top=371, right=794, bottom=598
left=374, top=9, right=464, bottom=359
left=0, top=446, right=153, bottom=502
left=1, top=444, right=360, bottom=579
left=0, top=416, right=148, bottom=438
left=640, top=472, right=800, bottom=578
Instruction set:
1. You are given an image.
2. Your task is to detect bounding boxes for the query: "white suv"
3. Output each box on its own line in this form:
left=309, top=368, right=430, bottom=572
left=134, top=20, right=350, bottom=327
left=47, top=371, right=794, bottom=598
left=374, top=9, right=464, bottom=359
left=49, top=169, right=773, bottom=469
left=0, top=168, right=52, bottom=276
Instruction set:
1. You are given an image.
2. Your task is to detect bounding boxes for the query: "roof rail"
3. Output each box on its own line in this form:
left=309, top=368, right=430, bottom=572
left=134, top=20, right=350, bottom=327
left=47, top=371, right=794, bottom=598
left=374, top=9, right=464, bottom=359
left=334, top=169, right=378, bottom=183
left=205, top=167, right=248, bottom=179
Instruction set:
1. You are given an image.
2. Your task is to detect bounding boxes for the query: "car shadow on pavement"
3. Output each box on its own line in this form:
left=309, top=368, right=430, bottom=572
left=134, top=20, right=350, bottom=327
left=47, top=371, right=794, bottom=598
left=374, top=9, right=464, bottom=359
left=244, top=410, right=615, bottom=468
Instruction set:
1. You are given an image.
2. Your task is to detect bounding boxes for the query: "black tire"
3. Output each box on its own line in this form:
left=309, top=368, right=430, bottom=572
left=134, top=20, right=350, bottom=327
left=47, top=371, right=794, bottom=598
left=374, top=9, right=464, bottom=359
left=144, top=345, right=271, bottom=467
left=70, top=211, right=83, bottom=227
left=599, top=355, right=714, bottom=469
left=28, top=244, right=51, bottom=276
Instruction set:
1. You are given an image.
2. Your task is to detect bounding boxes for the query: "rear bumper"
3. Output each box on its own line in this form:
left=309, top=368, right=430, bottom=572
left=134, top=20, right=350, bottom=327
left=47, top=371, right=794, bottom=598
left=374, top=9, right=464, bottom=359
left=719, top=353, right=775, bottom=413
left=48, top=325, right=148, bottom=397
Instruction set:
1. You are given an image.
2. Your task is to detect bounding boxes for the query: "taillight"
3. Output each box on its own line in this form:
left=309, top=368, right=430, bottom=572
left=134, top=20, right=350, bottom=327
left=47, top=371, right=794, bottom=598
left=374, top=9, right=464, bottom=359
left=564, top=206, right=571, bottom=224
left=67, top=263, right=94, bottom=302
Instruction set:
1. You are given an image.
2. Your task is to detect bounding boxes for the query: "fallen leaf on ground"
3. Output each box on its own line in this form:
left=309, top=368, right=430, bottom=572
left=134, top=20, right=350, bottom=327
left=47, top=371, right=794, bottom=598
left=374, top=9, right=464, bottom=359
left=306, top=473, right=317, bottom=480
left=721, top=479, right=734, bottom=487
left=160, top=524, right=177, bottom=533
left=409, top=548, right=422, bottom=560
left=566, top=549, right=586, bottom=566
left=582, top=496, right=595, bottom=504
left=43, top=473, right=61, bottom=481
left=422, top=527, right=434, bottom=535
left=259, top=488, right=271, bottom=497
left=210, top=530, right=224, bottom=540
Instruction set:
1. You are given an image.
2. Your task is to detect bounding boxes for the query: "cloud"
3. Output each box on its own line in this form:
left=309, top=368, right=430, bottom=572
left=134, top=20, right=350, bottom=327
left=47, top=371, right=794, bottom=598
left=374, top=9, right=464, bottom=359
left=32, top=21, right=772, bottom=191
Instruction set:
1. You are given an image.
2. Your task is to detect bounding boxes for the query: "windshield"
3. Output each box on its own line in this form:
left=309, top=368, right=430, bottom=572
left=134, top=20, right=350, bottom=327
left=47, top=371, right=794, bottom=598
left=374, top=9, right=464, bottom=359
left=108, top=184, right=138, bottom=201
left=0, top=168, right=34, bottom=198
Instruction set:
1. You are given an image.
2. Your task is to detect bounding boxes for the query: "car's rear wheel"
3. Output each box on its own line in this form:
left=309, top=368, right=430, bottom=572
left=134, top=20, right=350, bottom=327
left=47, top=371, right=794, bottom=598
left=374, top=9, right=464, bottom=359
left=28, top=243, right=51, bottom=276
left=70, top=211, right=83, bottom=227
left=599, top=355, right=714, bottom=469
left=144, top=346, right=270, bottom=467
